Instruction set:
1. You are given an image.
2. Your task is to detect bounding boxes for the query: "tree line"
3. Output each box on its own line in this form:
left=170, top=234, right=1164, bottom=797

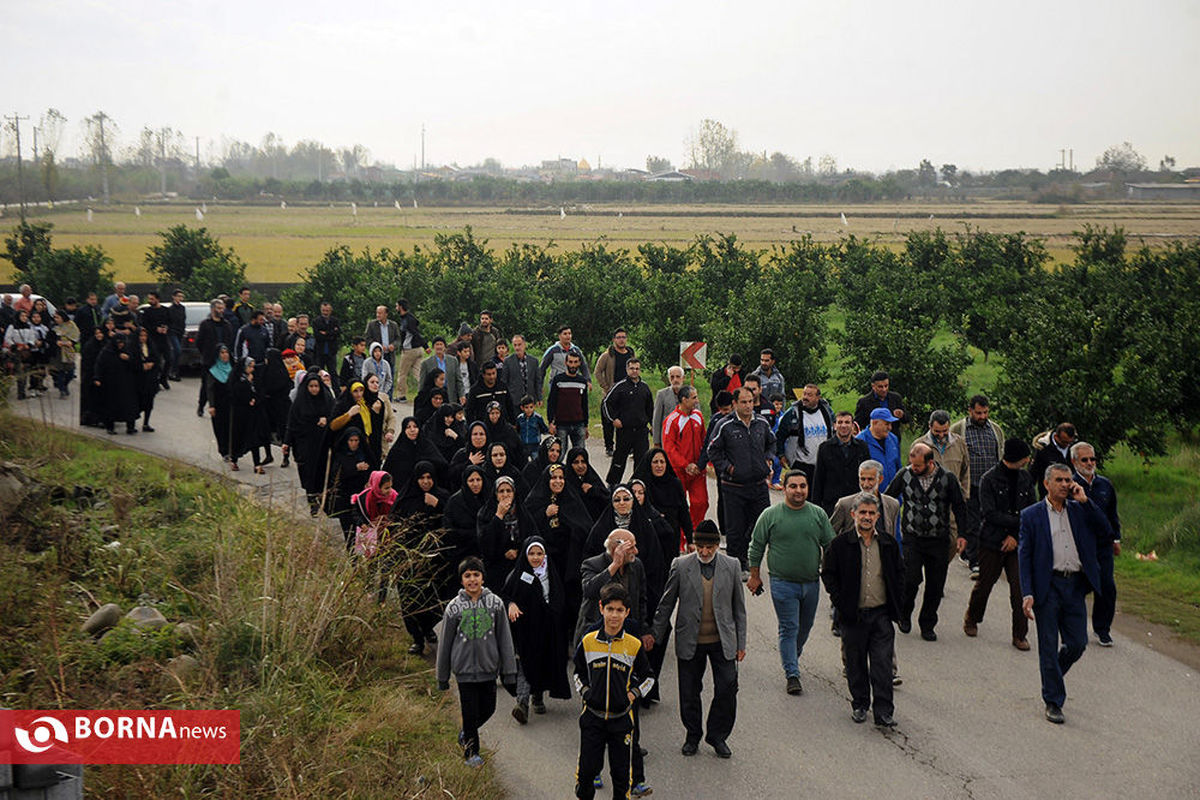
left=5, top=219, right=1197, bottom=459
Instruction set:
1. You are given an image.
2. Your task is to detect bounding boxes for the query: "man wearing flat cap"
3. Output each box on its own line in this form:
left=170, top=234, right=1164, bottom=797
left=646, top=520, right=746, bottom=759
left=963, top=438, right=1039, bottom=650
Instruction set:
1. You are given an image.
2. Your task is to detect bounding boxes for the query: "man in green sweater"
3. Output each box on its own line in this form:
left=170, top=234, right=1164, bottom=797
left=747, top=470, right=835, bottom=695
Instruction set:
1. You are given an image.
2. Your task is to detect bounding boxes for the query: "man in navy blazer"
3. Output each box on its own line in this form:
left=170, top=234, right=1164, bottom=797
left=1019, top=463, right=1113, bottom=724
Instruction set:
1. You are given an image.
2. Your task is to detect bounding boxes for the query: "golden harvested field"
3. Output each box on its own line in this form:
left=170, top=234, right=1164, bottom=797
left=7, top=200, right=1200, bottom=283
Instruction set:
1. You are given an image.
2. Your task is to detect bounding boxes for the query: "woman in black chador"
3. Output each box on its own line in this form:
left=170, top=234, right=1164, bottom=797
left=94, top=332, right=140, bottom=435
left=285, top=371, right=334, bottom=515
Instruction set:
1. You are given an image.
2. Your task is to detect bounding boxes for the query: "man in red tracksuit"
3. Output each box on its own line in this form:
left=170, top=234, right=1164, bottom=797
left=663, top=385, right=709, bottom=533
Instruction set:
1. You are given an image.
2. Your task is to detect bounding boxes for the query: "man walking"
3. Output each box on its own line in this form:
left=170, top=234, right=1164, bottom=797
left=393, top=299, right=427, bottom=401
left=595, top=328, right=635, bottom=457
left=748, top=348, right=786, bottom=401
left=652, top=366, right=685, bottom=448
left=917, top=409, right=973, bottom=570
left=647, top=521, right=746, bottom=758
left=663, top=386, right=708, bottom=530
left=856, top=408, right=902, bottom=488
left=963, top=439, right=1037, bottom=649
left=775, top=383, right=835, bottom=484
left=503, top=334, right=541, bottom=417
left=1019, top=463, right=1113, bottom=724
left=364, top=305, right=400, bottom=397
left=885, top=442, right=967, bottom=640
left=546, top=352, right=589, bottom=450
left=854, top=370, right=906, bottom=435
left=541, top=325, right=590, bottom=386
left=747, top=470, right=834, bottom=695
left=707, top=388, right=775, bottom=574
left=313, top=301, right=341, bottom=376
left=166, top=289, right=186, bottom=381
left=195, top=299, right=234, bottom=415
left=951, top=395, right=1005, bottom=576
left=1071, top=441, right=1121, bottom=647
left=821, top=493, right=904, bottom=727
left=470, top=310, right=503, bottom=370
left=812, top=411, right=870, bottom=516
left=603, top=358, right=654, bottom=485
left=1031, top=423, right=1077, bottom=499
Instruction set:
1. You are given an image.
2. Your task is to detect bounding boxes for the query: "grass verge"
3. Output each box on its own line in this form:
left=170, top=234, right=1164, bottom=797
left=0, top=412, right=503, bottom=799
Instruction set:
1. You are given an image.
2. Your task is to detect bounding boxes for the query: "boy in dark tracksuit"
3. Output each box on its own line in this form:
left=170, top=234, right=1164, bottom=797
left=573, top=583, right=655, bottom=800
left=436, top=557, right=518, bottom=766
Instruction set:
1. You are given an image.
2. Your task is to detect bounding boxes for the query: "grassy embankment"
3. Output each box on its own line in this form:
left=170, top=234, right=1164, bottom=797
left=0, top=413, right=502, bottom=799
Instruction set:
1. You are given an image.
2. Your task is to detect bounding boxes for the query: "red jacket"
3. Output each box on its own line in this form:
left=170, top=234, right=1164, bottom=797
left=663, top=407, right=706, bottom=473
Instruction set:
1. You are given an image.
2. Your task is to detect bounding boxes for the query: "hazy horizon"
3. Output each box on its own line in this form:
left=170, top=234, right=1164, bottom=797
left=4, top=0, right=1198, bottom=175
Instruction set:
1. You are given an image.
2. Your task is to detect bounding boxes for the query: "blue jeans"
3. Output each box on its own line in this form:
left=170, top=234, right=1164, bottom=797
left=1034, top=572, right=1089, bottom=707
left=168, top=334, right=182, bottom=376
left=768, top=577, right=821, bottom=678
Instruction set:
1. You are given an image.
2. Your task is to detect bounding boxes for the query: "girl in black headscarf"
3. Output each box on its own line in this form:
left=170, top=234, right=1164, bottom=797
left=205, top=345, right=235, bottom=464
left=521, top=435, right=563, bottom=488
left=422, top=402, right=465, bottom=462
left=94, top=332, right=140, bottom=435
left=632, top=447, right=693, bottom=558
left=382, top=416, right=446, bottom=495
left=476, top=475, right=537, bottom=587
left=392, top=460, right=451, bottom=653
left=525, top=462, right=593, bottom=647
left=563, top=446, right=610, bottom=521
left=484, top=441, right=527, bottom=500
left=413, top=367, right=448, bottom=427
left=448, top=420, right=489, bottom=487
left=262, top=347, right=294, bottom=458
left=285, top=371, right=334, bottom=515
left=134, top=326, right=162, bottom=432
left=440, top=464, right=488, bottom=603
left=329, top=381, right=377, bottom=463
left=230, top=356, right=274, bottom=473
left=501, top=536, right=572, bottom=723
left=358, top=377, right=389, bottom=467
left=328, top=425, right=371, bottom=541
left=79, top=325, right=107, bottom=426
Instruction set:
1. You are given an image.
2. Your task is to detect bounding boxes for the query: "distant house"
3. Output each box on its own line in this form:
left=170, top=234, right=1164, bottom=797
left=646, top=170, right=694, bottom=182
left=1125, top=183, right=1200, bottom=201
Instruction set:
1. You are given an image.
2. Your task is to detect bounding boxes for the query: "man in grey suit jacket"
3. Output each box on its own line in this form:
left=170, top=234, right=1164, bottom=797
left=502, top=334, right=542, bottom=416
left=647, top=521, right=746, bottom=758
left=829, top=459, right=901, bottom=538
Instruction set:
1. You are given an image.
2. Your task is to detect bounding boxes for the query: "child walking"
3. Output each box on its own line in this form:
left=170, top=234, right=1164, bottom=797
left=436, top=557, right=517, bottom=767
left=573, top=583, right=655, bottom=800
left=516, top=395, right=550, bottom=463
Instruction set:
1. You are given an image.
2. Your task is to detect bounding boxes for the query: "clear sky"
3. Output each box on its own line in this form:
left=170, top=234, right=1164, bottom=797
left=4, top=0, right=1198, bottom=173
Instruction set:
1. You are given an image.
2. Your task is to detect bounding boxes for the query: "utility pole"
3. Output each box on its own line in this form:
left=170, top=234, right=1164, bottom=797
left=1069, top=148, right=1074, bottom=172
left=420, top=124, right=425, bottom=171
left=158, top=127, right=168, bottom=197
left=194, top=136, right=201, bottom=177
left=6, top=112, right=30, bottom=222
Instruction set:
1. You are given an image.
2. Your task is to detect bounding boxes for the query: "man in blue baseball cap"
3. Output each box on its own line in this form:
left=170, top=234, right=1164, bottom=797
left=855, top=408, right=902, bottom=488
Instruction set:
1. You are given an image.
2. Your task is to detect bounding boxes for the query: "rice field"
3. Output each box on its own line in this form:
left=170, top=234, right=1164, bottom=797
left=6, top=199, right=1200, bottom=283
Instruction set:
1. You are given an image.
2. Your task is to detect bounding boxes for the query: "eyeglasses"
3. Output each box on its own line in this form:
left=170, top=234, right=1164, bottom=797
left=1078, top=457, right=1096, bottom=463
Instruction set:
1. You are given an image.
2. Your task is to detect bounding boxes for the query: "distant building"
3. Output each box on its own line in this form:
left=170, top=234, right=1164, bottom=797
left=1125, top=183, right=1200, bottom=201
left=646, top=170, right=694, bottom=182
left=540, top=158, right=578, bottom=176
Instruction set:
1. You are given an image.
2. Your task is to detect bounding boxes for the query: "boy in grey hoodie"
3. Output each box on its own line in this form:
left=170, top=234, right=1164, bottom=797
left=436, top=556, right=518, bottom=766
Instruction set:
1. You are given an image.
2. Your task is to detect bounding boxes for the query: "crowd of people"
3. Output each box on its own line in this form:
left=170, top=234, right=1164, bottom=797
left=1, top=283, right=1123, bottom=798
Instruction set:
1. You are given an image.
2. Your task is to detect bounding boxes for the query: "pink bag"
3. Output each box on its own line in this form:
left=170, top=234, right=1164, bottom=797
left=354, top=522, right=381, bottom=558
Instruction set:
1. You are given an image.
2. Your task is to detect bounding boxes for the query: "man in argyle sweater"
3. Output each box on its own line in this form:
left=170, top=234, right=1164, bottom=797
left=884, top=442, right=968, bottom=641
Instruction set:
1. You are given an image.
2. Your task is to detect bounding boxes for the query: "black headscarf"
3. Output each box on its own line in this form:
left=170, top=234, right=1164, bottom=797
left=632, top=446, right=693, bottom=548
left=525, top=462, right=593, bottom=587
left=522, top=435, right=563, bottom=488
left=563, top=446, right=610, bottom=521
left=584, top=483, right=666, bottom=606
left=383, top=415, right=446, bottom=490
left=423, top=402, right=465, bottom=461
left=499, top=535, right=572, bottom=700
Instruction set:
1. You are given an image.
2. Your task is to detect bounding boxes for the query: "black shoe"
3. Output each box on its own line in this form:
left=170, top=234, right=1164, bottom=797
left=106, top=427, right=118, bottom=435
left=920, top=629, right=938, bottom=642
left=874, top=713, right=897, bottom=728
left=425, top=629, right=438, bottom=644
left=170, top=374, right=182, bottom=381
left=706, top=738, right=731, bottom=758
left=197, top=407, right=205, bottom=417
left=280, top=453, right=290, bottom=468
left=898, top=618, right=912, bottom=634
left=160, top=382, right=171, bottom=391
left=1045, top=703, right=1065, bottom=724
left=532, top=698, right=546, bottom=715
left=407, top=641, right=424, bottom=655
left=681, top=740, right=699, bottom=756
left=851, top=707, right=868, bottom=724
left=511, top=701, right=528, bottom=725
left=142, top=425, right=155, bottom=432
left=126, top=426, right=138, bottom=434
left=638, top=745, right=648, bottom=757
left=831, top=621, right=841, bottom=637
left=605, top=447, right=614, bottom=457
left=786, top=676, right=803, bottom=695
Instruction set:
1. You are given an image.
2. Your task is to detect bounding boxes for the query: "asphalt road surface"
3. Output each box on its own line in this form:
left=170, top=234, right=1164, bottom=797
left=12, top=379, right=1200, bottom=799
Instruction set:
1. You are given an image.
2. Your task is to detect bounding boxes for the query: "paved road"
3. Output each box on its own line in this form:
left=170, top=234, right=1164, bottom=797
left=12, top=380, right=1200, bottom=799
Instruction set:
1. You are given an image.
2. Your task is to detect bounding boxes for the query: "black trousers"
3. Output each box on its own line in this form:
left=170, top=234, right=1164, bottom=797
left=605, top=425, right=648, bottom=485
left=576, top=710, right=633, bottom=800
left=964, top=488, right=982, bottom=567
left=1093, top=545, right=1117, bottom=637
left=457, top=680, right=497, bottom=758
left=677, top=642, right=738, bottom=745
left=720, top=481, right=770, bottom=569
left=903, top=536, right=951, bottom=633
left=965, top=547, right=1028, bottom=640
left=601, top=404, right=614, bottom=449
left=842, top=606, right=895, bottom=720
